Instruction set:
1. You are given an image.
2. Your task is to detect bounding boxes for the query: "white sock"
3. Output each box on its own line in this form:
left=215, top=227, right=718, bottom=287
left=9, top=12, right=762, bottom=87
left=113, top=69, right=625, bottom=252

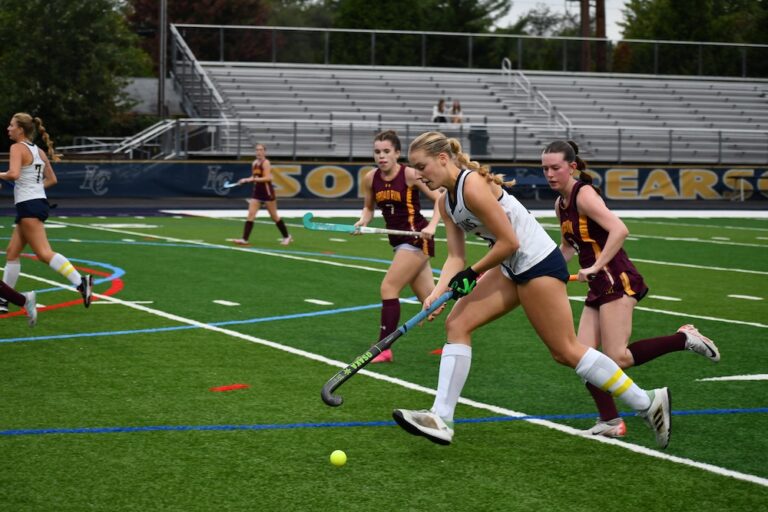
left=432, top=343, right=472, bottom=422
left=3, top=260, right=21, bottom=287
left=49, top=253, right=82, bottom=286
left=575, top=347, right=651, bottom=411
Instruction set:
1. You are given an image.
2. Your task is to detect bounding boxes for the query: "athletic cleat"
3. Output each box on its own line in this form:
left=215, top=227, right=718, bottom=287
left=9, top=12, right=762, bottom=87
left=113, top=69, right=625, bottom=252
left=0, top=298, right=7, bottom=314
left=22, top=291, right=37, bottom=327
left=392, top=409, right=454, bottom=445
left=638, top=387, right=671, bottom=449
left=280, top=235, right=293, bottom=246
left=371, top=348, right=393, bottom=363
left=582, top=417, right=627, bottom=438
left=78, top=275, right=94, bottom=308
left=233, top=238, right=250, bottom=245
left=679, top=324, right=720, bottom=362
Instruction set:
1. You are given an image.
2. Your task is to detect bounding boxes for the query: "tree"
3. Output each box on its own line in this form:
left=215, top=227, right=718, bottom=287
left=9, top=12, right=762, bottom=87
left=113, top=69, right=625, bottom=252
left=616, top=0, right=768, bottom=76
left=0, top=0, right=152, bottom=149
left=127, top=0, right=270, bottom=66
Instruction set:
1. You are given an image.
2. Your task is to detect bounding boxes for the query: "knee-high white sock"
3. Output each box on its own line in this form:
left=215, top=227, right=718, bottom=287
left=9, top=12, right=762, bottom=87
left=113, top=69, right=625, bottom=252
left=432, top=343, right=472, bottom=422
left=3, top=260, right=21, bottom=287
left=49, top=253, right=82, bottom=286
left=575, top=347, right=651, bottom=411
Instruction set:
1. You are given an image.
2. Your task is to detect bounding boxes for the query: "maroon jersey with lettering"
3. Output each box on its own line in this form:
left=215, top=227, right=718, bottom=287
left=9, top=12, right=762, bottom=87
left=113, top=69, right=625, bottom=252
left=251, top=159, right=276, bottom=201
left=372, top=164, right=434, bottom=256
left=558, top=181, right=648, bottom=308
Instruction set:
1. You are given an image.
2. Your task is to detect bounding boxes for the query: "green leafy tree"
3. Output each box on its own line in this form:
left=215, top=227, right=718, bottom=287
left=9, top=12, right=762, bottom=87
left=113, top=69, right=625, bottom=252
left=616, top=0, right=768, bottom=76
left=0, top=0, right=152, bottom=148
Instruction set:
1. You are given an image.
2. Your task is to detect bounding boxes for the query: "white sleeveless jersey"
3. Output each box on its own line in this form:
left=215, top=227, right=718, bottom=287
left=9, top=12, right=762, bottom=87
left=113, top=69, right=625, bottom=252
left=446, top=169, right=556, bottom=275
left=14, top=142, right=47, bottom=204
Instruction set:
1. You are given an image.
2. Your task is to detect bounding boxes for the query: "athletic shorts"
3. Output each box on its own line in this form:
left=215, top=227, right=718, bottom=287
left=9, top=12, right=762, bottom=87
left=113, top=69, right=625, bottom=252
left=251, top=184, right=275, bottom=202
left=15, top=198, right=49, bottom=224
left=584, top=268, right=649, bottom=309
left=391, top=236, right=435, bottom=258
left=501, top=248, right=570, bottom=284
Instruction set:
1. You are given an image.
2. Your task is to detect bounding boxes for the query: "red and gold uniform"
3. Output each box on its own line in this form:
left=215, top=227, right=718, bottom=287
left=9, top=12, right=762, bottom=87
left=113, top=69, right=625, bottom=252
left=251, top=159, right=275, bottom=201
left=558, top=181, right=648, bottom=308
left=372, top=164, right=435, bottom=257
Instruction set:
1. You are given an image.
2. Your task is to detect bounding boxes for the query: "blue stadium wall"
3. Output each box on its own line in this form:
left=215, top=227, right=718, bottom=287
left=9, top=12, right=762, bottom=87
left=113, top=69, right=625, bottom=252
left=1, top=161, right=766, bottom=201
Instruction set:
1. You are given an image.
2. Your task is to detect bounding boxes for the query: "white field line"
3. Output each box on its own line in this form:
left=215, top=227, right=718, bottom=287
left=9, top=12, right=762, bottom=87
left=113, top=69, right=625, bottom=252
left=15, top=270, right=767, bottom=488
left=698, top=375, right=768, bottom=382
left=539, top=222, right=768, bottom=249
left=30, top=220, right=768, bottom=486
left=628, top=220, right=768, bottom=232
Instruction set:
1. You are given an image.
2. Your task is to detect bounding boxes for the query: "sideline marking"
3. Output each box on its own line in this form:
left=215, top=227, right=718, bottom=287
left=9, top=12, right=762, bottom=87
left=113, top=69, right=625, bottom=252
left=728, top=294, right=763, bottom=301
left=698, top=375, right=768, bottom=382
left=305, top=299, right=333, bottom=306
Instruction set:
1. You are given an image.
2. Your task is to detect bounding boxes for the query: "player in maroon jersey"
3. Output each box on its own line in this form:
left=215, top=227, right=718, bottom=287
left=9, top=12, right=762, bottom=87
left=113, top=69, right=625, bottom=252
left=355, top=130, right=442, bottom=363
left=543, top=140, right=720, bottom=438
left=234, top=143, right=292, bottom=246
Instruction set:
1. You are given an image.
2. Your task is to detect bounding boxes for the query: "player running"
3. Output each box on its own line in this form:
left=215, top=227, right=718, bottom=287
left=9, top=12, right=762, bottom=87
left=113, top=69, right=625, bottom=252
left=392, top=131, right=672, bottom=449
left=543, top=140, right=720, bottom=438
left=0, top=113, right=93, bottom=314
left=355, top=130, right=442, bottom=363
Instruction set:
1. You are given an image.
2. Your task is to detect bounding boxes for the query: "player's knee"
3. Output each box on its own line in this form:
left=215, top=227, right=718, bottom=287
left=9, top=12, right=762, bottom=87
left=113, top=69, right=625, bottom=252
left=445, top=314, right=470, bottom=340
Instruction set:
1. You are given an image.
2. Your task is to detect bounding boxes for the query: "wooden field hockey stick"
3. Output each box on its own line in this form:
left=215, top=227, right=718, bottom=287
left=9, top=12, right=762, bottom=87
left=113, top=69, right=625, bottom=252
left=321, top=291, right=454, bottom=407
left=303, top=212, right=425, bottom=237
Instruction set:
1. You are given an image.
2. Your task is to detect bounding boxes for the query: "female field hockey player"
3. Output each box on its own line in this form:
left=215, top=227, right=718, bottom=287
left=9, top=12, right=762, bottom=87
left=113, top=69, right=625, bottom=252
left=233, top=143, right=292, bottom=246
left=354, top=130, right=442, bottom=363
left=0, top=113, right=93, bottom=313
left=392, top=131, right=672, bottom=448
left=544, top=140, right=719, bottom=438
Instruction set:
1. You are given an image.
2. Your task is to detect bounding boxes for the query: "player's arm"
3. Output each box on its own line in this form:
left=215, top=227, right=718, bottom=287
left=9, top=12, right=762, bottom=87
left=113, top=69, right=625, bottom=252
left=0, top=144, right=24, bottom=181
left=407, top=165, right=442, bottom=238
left=463, top=174, right=518, bottom=275
left=39, top=150, right=58, bottom=188
left=354, top=170, right=375, bottom=229
left=424, top=197, right=465, bottom=314
left=554, top=197, right=576, bottom=262
left=576, top=185, right=628, bottom=278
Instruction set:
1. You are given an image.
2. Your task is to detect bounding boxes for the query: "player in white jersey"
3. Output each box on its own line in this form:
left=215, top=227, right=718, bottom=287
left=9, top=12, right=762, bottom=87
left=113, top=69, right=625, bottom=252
left=391, top=131, right=672, bottom=449
left=0, top=113, right=93, bottom=315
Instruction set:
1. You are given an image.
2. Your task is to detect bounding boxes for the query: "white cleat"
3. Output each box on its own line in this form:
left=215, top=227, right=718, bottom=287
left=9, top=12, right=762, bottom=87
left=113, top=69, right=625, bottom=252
left=280, top=235, right=293, bottom=246
left=23, top=291, right=37, bottom=327
left=638, top=387, right=671, bottom=449
left=392, top=409, right=454, bottom=445
left=582, top=417, right=627, bottom=438
left=679, top=324, right=720, bottom=362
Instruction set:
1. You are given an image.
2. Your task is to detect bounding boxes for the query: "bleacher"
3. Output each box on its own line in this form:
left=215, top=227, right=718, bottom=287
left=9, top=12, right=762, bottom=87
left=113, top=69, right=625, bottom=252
left=182, top=60, right=767, bottom=163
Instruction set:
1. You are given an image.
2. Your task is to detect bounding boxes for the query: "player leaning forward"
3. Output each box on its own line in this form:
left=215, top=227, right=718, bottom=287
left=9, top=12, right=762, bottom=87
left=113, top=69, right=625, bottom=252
left=392, top=131, right=672, bottom=448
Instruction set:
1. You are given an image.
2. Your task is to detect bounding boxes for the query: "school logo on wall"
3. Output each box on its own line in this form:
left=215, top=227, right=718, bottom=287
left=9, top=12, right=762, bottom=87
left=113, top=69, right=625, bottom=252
left=79, top=165, right=111, bottom=196
left=202, top=165, right=235, bottom=196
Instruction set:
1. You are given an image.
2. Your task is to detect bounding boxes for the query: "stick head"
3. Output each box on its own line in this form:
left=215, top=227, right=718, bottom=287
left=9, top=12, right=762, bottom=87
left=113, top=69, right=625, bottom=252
left=321, top=387, right=343, bottom=407
left=223, top=180, right=237, bottom=189
left=302, top=212, right=314, bottom=228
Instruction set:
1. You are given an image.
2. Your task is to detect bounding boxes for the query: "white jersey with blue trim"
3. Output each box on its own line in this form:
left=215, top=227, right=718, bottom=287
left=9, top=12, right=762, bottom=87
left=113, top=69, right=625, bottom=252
left=14, top=142, right=47, bottom=205
left=446, top=169, right=556, bottom=275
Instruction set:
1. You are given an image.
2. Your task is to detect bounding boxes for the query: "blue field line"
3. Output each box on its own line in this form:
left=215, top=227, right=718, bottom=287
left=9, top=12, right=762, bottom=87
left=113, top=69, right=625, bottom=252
left=0, top=300, right=395, bottom=343
left=2, top=408, right=766, bottom=437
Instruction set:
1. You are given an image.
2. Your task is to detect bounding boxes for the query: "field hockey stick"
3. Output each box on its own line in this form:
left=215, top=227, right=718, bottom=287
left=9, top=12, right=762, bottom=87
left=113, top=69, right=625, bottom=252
left=303, top=212, right=424, bottom=237
left=321, top=290, right=454, bottom=407
left=222, top=180, right=241, bottom=189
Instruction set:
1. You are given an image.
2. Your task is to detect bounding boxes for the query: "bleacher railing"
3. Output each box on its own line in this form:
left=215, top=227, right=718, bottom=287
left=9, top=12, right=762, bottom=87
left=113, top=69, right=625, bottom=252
left=173, top=23, right=768, bottom=78
left=106, top=117, right=768, bottom=165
